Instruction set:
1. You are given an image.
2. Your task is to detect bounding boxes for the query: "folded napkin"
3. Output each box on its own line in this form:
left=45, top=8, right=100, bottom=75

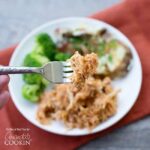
left=1, top=0, right=150, bottom=149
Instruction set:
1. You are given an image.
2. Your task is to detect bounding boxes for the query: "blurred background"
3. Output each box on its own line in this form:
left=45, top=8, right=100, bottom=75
left=1, top=0, right=150, bottom=150
left=0, top=0, right=120, bottom=49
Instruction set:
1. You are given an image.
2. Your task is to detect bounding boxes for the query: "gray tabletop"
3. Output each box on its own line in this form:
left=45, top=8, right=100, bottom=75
left=0, top=0, right=150, bottom=150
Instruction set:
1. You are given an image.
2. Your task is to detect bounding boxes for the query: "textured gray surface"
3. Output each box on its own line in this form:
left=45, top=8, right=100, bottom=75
left=79, top=117, right=150, bottom=150
left=0, top=0, right=121, bottom=49
left=0, top=0, right=150, bottom=150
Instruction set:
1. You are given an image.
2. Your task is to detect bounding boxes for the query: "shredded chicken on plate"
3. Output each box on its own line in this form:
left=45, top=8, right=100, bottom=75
left=37, top=52, right=118, bottom=130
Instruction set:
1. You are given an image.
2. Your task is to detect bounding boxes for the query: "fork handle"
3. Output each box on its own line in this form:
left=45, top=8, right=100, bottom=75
left=0, top=66, right=43, bottom=75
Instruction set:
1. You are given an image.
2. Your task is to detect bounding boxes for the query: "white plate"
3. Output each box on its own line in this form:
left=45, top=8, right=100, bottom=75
left=9, top=17, right=142, bottom=136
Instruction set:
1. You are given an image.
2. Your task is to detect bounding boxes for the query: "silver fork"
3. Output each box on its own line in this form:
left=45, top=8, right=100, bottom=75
left=0, top=61, right=73, bottom=83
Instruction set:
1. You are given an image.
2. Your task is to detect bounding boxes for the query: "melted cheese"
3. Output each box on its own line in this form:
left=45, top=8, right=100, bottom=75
left=97, top=44, right=126, bottom=74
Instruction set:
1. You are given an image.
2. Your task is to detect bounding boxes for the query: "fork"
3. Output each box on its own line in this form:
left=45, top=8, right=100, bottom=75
left=0, top=62, right=73, bottom=83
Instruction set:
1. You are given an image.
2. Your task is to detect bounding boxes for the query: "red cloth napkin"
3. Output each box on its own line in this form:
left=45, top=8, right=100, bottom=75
left=1, top=0, right=150, bottom=149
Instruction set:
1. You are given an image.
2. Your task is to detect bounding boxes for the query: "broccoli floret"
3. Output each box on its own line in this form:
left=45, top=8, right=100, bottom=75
left=55, top=52, right=71, bottom=61
left=35, top=33, right=57, bottom=60
left=23, top=74, right=48, bottom=87
left=41, top=78, right=49, bottom=90
left=32, top=45, right=45, bottom=56
left=22, top=33, right=61, bottom=103
left=23, top=74, right=42, bottom=84
left=23, top=53, right=49, bottom=88
left=23, top=53, right=49, bottom=67
left=22, top=84, right=41, bottom=102
left=22, top=75, right=48, bottom=102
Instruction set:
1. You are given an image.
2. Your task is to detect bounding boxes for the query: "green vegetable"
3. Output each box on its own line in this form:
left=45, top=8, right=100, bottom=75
left=32, top=45, right=45, bottom=56
left=68, top=36, right=86, bottom=52
left=23, top=74, right=43, bottom=84
left=35, top=33, right=57, bottom=60
left=22, top=32, right=73, bottom=102
left=55, top=52, right=71, bottom=61
left=23, top=52, right=49, bottom=87
left=69, top=36, right=83, bottom=44
left=41, top=78, right=49, bottom=90
left=22, top=84, right=41, bottom=102
left=98, top=41, right=106, bottom=57
left=23, top=53, right=49, bottom=67
left=108, top=54, right=113, bottom=62
left=23, top=52, right=49, bottom=102
left=108, top=39, right=118, bottom=49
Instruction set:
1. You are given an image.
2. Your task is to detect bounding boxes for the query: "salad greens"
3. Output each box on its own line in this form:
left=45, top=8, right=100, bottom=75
left=22, top=33, right=71, bottom=102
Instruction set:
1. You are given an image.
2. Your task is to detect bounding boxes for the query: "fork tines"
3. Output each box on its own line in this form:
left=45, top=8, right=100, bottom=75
left=62, top=61, right=73, bottom=83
